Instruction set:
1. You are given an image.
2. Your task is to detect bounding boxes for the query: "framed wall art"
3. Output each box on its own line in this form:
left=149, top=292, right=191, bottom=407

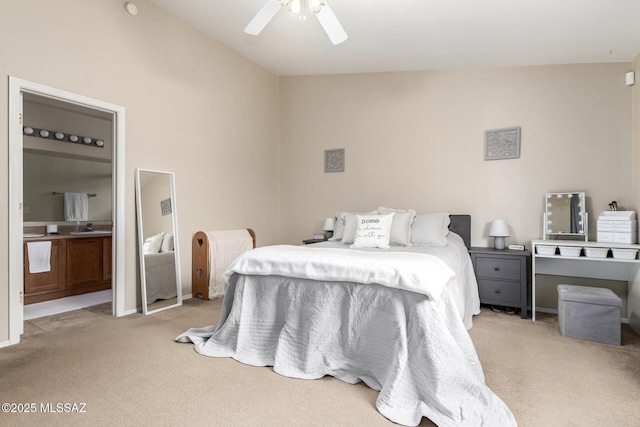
left=484, top=127, right=521, bottom=160
left=160, top=198, right=172, bottom=216
left=324, top=148, right=345, bottom=173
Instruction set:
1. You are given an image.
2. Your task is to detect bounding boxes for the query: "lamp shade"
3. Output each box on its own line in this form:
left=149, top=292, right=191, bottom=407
left=489, top=219, right=510, bottom=237
left=323, top=217, right=335, bottom=231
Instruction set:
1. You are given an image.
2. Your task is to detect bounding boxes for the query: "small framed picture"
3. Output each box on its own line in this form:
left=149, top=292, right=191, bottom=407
left=484, top=127, right=521, bottom=160
left=325, top=148, right=345, bottom=173
left=160, top=198, right=172, bottom=216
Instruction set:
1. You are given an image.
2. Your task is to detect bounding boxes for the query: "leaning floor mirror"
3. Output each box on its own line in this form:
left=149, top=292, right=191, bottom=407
left=135, top=168, right=182, bottom=314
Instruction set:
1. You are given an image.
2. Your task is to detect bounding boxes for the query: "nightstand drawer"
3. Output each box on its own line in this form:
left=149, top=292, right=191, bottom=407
left=477, top=279, right=521, bottom=304
left=474, top=256, right=521, bottom=281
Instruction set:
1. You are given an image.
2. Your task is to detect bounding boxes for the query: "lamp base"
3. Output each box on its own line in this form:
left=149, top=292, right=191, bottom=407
left=494, top=236, right=506, bottom=250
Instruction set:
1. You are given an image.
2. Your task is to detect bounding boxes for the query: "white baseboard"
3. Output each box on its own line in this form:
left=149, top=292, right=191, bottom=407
left=0, top=339, right=16, bottom=349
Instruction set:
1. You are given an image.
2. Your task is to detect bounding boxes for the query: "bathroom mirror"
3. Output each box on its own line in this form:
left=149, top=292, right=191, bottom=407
left=544, top=192, right=588, bottom=241
left=135, top=169, right=182, bottom=315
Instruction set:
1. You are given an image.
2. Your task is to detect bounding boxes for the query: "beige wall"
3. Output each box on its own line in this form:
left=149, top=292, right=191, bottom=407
left=280, top=64, right=632, bottom=244
left=279, top=64, right=633, bottom=309
left=0, top=0, right=280, bottom=342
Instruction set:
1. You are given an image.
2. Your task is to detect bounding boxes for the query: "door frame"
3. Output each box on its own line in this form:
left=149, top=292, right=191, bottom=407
left=7, top=77, right=126, bottom=346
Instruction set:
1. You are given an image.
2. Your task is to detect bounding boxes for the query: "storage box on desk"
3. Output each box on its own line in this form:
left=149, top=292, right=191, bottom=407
left=597, top=211, right=637, bottom=244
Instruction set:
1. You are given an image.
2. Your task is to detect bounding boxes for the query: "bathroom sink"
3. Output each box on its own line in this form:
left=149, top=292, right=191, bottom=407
left=23, top=233, right=44, bottom=238
left=70, top=230, right=112, bottom=235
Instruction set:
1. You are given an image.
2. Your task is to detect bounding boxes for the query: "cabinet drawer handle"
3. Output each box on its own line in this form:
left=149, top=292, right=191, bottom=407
left=494, top=266, right=501, bottom=271
left=495, top=289, right=501, bottom=294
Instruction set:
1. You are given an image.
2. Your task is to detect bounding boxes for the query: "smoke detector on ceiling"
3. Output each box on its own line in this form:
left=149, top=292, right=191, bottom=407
left=125, top=2, right=138, bottom=16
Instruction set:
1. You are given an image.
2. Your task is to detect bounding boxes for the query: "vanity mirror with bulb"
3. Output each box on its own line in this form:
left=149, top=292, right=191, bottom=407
left=544, top=192, right=588, bottom=241
left=135, top=168, right=182, bottom=314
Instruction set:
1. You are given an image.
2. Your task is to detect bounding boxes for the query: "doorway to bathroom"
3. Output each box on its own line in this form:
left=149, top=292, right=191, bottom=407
left=8, top=77, right=125, bottom=346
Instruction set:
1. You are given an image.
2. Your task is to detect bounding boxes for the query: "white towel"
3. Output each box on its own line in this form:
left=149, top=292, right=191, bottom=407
left=27, top=241, right=52, bottom=273
left=64, top=192, right=88, bottom=221
left=205, top=230, right=254, bottom=299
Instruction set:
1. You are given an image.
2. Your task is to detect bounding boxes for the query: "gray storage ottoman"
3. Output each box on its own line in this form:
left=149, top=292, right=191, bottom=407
left=557, top=284, right=621, bottom=346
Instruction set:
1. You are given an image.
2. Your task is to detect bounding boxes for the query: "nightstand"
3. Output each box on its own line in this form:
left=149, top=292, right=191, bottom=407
left=303, top=238, right=326, bottom=245
left=468, top=247, right=531, bottom=319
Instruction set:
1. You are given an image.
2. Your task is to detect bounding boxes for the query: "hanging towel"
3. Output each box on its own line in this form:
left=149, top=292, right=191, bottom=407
left=64, top=192, right=89, bottom=221
left=205, top=230, right=254, bottom=299
left=27, top=241, right=52, bottom=273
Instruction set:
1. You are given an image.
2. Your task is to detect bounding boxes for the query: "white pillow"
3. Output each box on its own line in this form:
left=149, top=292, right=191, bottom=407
left=143, top=232, right=165, bottom=254
left=332, top=210, right=377, bottom=243
left=411, top=212, right=450, bottom=247
left=350, top=213, right=395, bottom=249
left=378, top=207, right=416, bottom=246
left=160, top=233, right=174, bottom=252
left=329, top=211, right=346, bottom=241
left=341, top=214, right=359, bottom=244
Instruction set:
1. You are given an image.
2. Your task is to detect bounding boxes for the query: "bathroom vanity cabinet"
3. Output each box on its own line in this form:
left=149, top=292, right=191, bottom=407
left=24, top=235, right=112, bottom=304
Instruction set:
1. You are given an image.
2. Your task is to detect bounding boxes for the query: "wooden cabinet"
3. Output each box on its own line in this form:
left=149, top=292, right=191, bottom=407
left=24, top=236, right=112, bottom=304
left=469, top=247, right=531, bottom=319
left=24, top=239, right=67, bottom=296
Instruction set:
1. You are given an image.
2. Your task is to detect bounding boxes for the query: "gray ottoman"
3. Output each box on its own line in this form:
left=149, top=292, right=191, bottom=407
left=557, top=284, right=621, bottom=346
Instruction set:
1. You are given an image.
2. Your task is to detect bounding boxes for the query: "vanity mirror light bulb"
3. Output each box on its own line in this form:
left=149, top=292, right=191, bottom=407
left=23, top=127, right=34, bottom=135
left=83, top=137, right=92, bottom=144
left=39, top=130, right=49, bottom=137
left=55, top=132, right=64, bottom=140
left=96, top=140, right=104, bottom=147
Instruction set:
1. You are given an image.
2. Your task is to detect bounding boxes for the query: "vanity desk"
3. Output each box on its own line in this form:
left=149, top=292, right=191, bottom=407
left=531, top=239, right=640, bottom=321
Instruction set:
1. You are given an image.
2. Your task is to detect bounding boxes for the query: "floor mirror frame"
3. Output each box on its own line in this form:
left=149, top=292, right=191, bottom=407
left=135, top=168, right=182, bottom=315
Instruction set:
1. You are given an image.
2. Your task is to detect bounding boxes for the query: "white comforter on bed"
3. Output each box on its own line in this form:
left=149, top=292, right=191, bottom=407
left=177, top=234, right=516, bottom=426
left=224, top=244, right=456, bottom=302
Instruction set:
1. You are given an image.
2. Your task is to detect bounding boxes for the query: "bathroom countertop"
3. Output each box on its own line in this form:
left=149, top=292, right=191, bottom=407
left=23, top=232, right=112, bottom=241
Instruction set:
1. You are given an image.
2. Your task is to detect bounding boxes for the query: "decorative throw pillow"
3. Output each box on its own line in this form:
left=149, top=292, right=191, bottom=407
left=143, top=232, right=165, bottom=254
left=350, top=213, right=395, bottom=249
left=378, top=207, right=416, bottom=246
left=160, top=233, right=174, bottom=253
left=411, top=212, right=450, bottom=247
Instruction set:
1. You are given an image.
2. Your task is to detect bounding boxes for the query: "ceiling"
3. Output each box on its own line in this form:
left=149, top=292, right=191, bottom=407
left=149, top=0, right=640, bottom=76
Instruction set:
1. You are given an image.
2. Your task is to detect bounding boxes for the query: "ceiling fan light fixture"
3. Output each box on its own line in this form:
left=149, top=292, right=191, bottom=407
left=309, top=0, right=325, bottom=14
left=247, top=0, right=346, bottom=45
left=289, top=0, right=302, bottom=16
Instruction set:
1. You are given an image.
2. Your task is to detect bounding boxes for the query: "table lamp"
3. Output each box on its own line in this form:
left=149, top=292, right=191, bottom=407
left=323, top=217, right=335, bottom=239
left=489, top=219, right=510, bottom=250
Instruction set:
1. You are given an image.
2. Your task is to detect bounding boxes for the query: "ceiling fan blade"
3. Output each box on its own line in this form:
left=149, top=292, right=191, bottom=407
left=244, top=0, right=283, bottom=36
left=315, top=2, right=348, bottom=45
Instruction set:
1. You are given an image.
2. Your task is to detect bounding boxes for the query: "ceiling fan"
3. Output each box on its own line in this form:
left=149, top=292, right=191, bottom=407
left=245, top=0, right=348, bottom=45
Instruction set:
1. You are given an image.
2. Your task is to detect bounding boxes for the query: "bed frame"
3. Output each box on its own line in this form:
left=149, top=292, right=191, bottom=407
left=190, top=217, right=468, bottom=300
left=449, top=215, right=471, bottom=249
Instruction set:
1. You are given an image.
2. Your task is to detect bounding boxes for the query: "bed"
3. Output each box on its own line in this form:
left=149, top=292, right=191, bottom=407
left=144, top=251, right=177, bottom=304
left=177, top=213, right=517, bottom=426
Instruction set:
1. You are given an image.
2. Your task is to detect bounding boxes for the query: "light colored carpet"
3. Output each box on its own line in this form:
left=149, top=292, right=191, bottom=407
left=1, top=298, right=639, bottom=427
